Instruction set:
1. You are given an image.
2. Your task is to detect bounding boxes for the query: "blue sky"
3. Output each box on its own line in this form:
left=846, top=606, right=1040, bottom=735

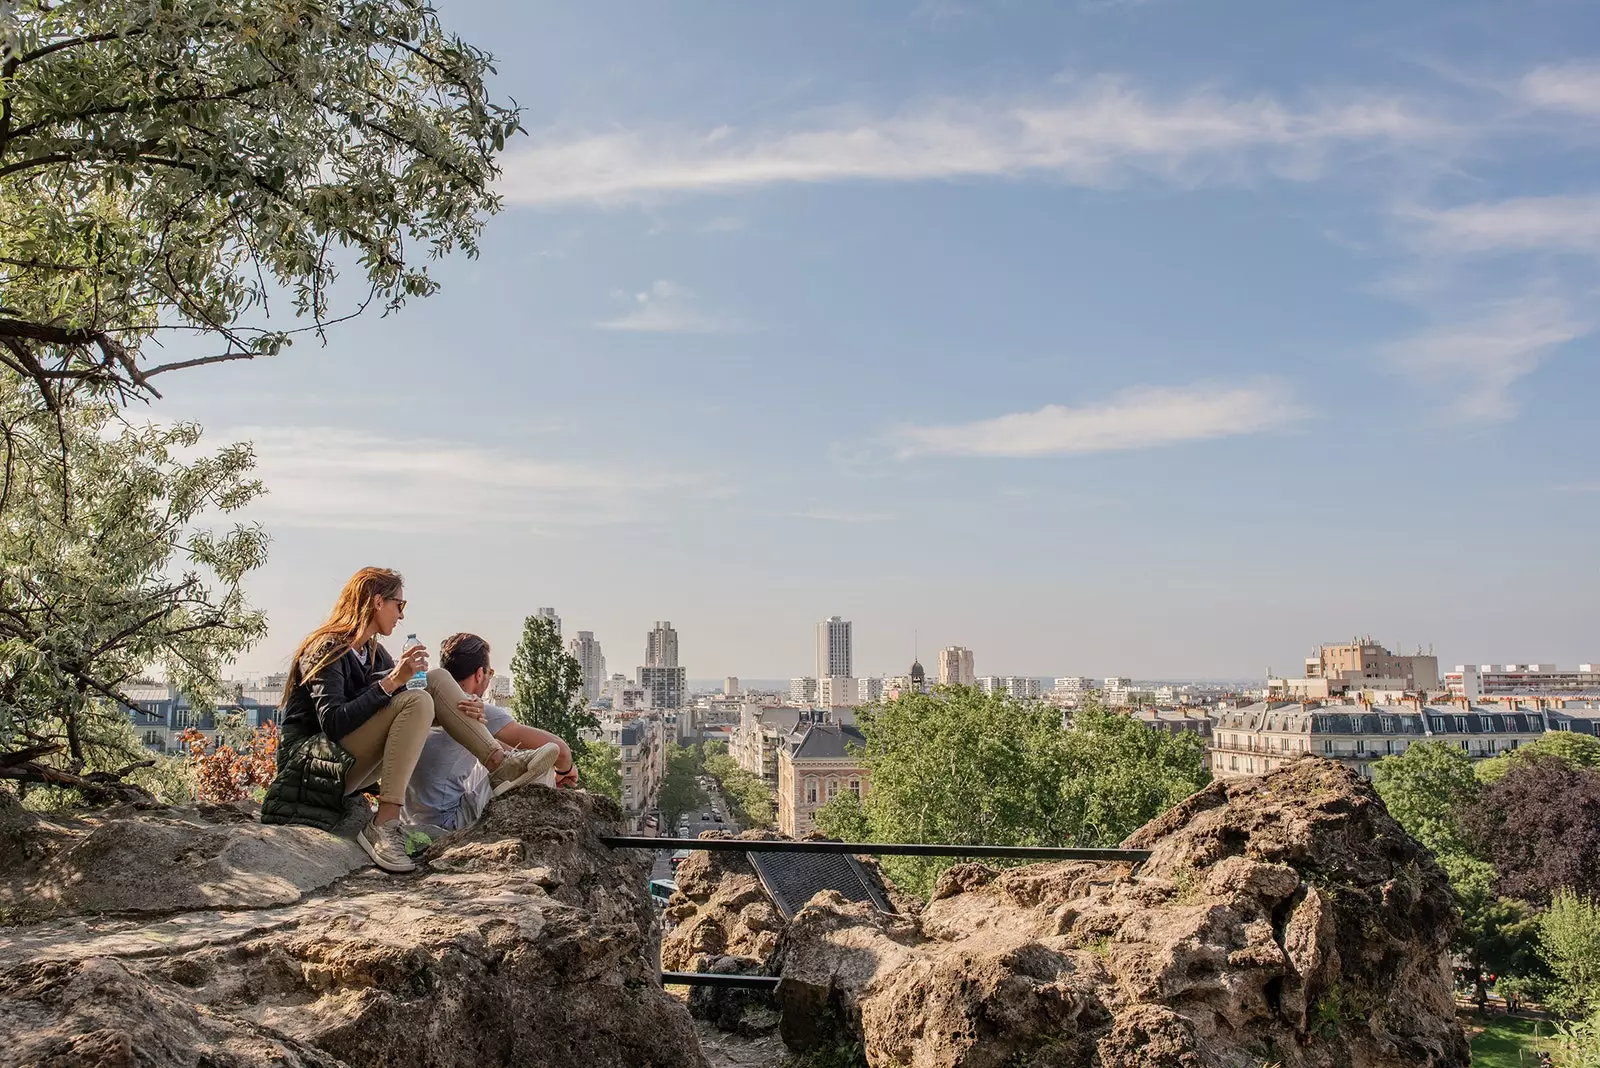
left=155, top=0, right=1600, bottom=682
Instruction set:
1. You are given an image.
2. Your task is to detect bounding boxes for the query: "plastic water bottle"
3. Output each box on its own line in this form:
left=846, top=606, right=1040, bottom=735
left=402, top=635, right=428, bottom=691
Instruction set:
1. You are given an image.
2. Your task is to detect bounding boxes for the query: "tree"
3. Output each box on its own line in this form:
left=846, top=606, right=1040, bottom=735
left=703, top=746, right=775, bottom=829
left=507, top=614, right=597, bottom=754
left=1540, top=890, right=1600, bottom=1017
left=1462, top=757, right=1600, bottom=906
left=577, top=741, right=622, bottom=804
left=1370, top=741, right=1482, bottom=858
left=814, top=689, right=1210, bottom=897
left=0, top=378, right=267, bottom=799
left=1477, top=732, right=1600, bottom=785
left=0, top=0, right=520, bottom=406
left=656, top=741, right=706, bottom=829
left=1443, top=853, right=1542, bottom=1012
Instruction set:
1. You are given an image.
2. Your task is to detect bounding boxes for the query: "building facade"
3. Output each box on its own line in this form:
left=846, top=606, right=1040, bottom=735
left=536, top=607, right=562, bottom=636
left=1446, top=664, right=1600, bottom=702
left=776, top=718, right=870, bottom=837
left=1210, top=701, right=1548, bottom=779
left=586, top=715, right=664, bottom=832
left=939, top=646, right=976, bottom=687
left=818, top=675, right=857, bottom=709
left=789, top=676, right=818, bottom=705
left=817, top=616, right=853, bottom=680
left=1300, top=639, right=1440, bottom=693
left=977, top=676, right=1042, bottom=699
left=733, top=703, right=804, bottom=782
left=638, top=665, right=687, bottom=711
left=857, top=676, right=885, bottom=704
left=568, top=631, right=606, bottom=704
left=645, top=621, right=679, bottom=668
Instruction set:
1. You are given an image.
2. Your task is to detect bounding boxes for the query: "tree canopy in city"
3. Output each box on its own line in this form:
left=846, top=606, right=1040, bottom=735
left=0, top=376, right=266, bottom=796
left=507, top=614, right=597, bottom=754
left=0, top=0, right=519, bottom=405
left=1462, top=755, right=1600, bottom=906
left=814, top=688, right=1210, bottom=896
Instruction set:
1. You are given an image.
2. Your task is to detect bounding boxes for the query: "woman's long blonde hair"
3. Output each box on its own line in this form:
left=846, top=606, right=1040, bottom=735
left=282, top=567, right=404, bottom=702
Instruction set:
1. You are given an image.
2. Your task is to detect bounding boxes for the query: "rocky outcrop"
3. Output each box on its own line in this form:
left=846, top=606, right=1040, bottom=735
left=0, top=787, right=707, bottom=1068
left=661, top=832, right=789, bottom=974
left=760, top=758, right=1468, bottom=1068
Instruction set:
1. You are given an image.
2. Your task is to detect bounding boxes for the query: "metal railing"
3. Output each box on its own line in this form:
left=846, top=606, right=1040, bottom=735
left=607, top=835, right=1150, bottom=989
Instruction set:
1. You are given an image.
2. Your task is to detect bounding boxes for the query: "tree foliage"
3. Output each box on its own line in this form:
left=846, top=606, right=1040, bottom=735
left=0, top=0, right=520, bottom=405
left=1476, top=731, right=1600, bottom=785
left=181, top=719, right=277, bottom=804
left=576, top=740, right=621, bottom=804
left=1369, top=741, right=1482, bottom=858
left=1441, top=852, right=1542, bottom=1011
left=0, top=378, right=267, bottom=795
left=1462, top=756, right=1600, bottom=906
left=814, top=688, right=1210, bottom=897
left=656, top=740, right=706, bottom=828
left=1540, top=891, right=1600, bottom=1018
left=507, top=614, right=597, bottom=754
left=703, top=742, right=774, bottom=829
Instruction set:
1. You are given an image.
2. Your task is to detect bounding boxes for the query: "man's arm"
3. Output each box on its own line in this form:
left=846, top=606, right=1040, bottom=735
left=492, top=722, right=578, bottom=786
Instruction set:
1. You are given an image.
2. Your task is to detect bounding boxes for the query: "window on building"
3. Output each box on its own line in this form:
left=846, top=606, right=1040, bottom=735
left=1385, top=740, right=1395, bottom=755
left=1430, top=717, right=1444, bottom=732
left=1459, top=740, right=1470, bottom=751
left=1323, top=740, right=1333, bottom=754
left=825, top=778, right=839, bottom=800
left=805, top=778, right=818, bottom=805
left=1486, top=739, right=1497, bottom=754
left=1380, top=717, right=1394, bottom=733
left=1355, top=739, right=1366, bottom=754
left=849, top=779, right=860, bottom=797
left=1229, top=755, right=1238, bottom=771
left=1481, top=715, right=1494, bottom=731
left=1454, top=717, right=1467, bottom=733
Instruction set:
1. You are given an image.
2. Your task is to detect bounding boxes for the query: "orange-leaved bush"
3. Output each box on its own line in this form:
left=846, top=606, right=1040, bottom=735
left=179, top=723, right=279, bottom=804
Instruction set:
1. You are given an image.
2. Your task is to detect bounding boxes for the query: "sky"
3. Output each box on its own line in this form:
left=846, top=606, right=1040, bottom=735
left=148, top=0, right=1600, bottom=682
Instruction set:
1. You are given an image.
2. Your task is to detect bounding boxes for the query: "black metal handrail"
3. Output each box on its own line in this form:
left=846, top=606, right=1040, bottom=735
left=660, top=971, right=780, bottom=989
left=603, top=835, right=1149, bottom=863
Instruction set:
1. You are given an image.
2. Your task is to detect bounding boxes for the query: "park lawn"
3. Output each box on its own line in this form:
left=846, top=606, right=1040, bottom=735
left=1469, top=1013, right=1554, bottom=1067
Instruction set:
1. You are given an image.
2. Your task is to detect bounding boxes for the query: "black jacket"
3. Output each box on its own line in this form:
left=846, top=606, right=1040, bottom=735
left=280, top=641, right=398, bottom=742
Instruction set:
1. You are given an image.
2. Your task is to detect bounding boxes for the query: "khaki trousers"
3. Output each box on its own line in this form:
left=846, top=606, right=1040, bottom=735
left=340, top=668, right=499, bottom=806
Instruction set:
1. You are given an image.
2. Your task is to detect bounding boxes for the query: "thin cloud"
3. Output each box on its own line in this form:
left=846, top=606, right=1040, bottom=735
left=499, top=80, right=1450, bottom=206
left=893, top=382, right=1306, bottom=459
left=230, top=426, right=717, bottom=531
left=1406, top=195, right=1600, bottom=256
left=1519, top=63, right=1600, bottom=116
left=595, top=280, right=741, bottom=334
left=1382, top=295, right=1591, bottom=420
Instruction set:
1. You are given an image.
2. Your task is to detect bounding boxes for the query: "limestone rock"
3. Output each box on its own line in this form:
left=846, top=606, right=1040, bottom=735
left=768, top=758, right=1468, bottom=1068
left=0, top=786, right=707, bottom=1068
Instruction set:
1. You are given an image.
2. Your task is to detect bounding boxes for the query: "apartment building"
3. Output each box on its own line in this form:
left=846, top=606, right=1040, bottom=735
left=1210, top=701, right=1548, bottom=780
left=121, top=683, right=282, bottom=753
left=567, top=631, right=606, bottom=704
left=818, top=675, right=857, bottom=708
left=587, top=714, right=664, bottom=832
left=976, top=676, right=1043, bottom=699
left=817, top=616, right=853, bottom=680
left=789, top=677, right=818, bottom=705
left=939, top=646, right=976, bottom=687
left=776, top=716, right=869, bottom=837
left=1445, top=664, right=1600, bottom=702
left=732, top=703, right=804, bottom=782
left=1276, top=639, right=1441, bottom=698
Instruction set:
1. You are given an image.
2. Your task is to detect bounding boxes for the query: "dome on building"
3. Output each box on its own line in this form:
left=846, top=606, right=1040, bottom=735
left=909, top=660, right=925, bottom=683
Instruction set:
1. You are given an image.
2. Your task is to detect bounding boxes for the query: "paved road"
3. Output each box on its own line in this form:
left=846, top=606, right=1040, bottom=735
left=649, top=781, right=741, bottom=882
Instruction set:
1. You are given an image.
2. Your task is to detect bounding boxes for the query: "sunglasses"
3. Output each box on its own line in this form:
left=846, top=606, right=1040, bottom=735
left=386, top=596, right=407, bottom=612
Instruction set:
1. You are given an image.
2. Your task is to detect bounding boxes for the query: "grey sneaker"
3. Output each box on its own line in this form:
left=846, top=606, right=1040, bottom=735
left=489, top=742, right=562, bottom=798
left=358, top=817, right=418, bottom=874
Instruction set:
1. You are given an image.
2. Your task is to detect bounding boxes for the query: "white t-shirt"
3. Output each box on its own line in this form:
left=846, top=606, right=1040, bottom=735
left=404, top=704, right=516, bottom=830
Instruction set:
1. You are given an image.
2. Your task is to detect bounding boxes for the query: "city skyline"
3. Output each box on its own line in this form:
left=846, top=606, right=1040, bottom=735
left=142, top=1, right=1599, bottom=681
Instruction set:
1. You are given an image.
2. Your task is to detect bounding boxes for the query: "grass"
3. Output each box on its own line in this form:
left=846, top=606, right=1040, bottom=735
left=1468, top=1013, right=1554, bottom=1067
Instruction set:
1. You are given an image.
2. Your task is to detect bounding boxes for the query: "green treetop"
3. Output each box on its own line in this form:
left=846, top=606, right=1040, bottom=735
left=507, top=614, right=597, bottom=754
left=0, top=0, right=520, bottom=406
left=0, top=377, right=267, bottom=796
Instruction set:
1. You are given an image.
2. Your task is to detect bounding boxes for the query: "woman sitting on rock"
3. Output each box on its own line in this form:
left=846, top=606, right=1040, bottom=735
left=263, top=567, right=558, bottom=873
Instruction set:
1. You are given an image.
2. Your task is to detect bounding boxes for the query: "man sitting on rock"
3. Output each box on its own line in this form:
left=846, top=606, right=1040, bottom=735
left=405, top=633, right=579, bottom=831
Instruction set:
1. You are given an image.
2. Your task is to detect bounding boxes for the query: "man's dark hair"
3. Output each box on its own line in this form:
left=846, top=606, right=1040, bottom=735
left=439, top=632, right=491, bottom=682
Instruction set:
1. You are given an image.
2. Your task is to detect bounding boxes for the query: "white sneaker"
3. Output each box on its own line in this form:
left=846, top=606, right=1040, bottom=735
left=358, top=817, right=417, bottom=874
left=488, top=742, right=563, bottom=798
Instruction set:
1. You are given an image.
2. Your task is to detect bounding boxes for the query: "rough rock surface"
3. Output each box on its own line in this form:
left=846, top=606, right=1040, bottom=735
left=763, top=758, right=1468, bottom=1068
left=661, top=831, right=789, bottom=974
left=0, top=787, right=707, bottom=1068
